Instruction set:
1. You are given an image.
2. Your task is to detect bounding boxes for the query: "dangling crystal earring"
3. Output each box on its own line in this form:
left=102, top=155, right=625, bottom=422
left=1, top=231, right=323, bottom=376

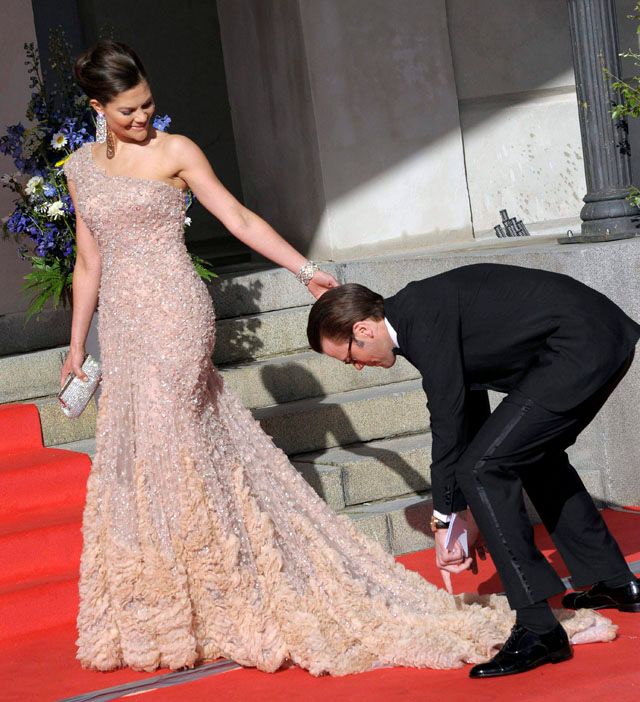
left=106, top=128, right=115, bottom=159
left=96, top=113, right=107, bottom=143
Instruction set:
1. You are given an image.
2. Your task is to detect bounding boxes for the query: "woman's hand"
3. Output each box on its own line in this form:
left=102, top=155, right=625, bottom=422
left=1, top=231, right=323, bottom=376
left=60, top=346, right=88, bottom=388
left=307, top=270, right=339, bottom=299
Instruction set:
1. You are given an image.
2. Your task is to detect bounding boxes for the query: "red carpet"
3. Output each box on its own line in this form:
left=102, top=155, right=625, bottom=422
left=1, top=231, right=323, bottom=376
left=0, top=403, right=639, bottom=701
left=0, top=404, right=89, bottom=642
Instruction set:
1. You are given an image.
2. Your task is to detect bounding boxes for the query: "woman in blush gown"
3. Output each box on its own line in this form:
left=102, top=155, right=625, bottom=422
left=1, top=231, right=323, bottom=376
left=61, top=40, right=614, bottom=676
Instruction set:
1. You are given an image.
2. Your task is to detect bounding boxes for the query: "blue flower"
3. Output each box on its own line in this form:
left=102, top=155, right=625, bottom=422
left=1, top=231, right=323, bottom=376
left=153, top=114, right=171, bottom=132
left=6, top=209, right=28, bottom=234
left=43, top=182, right=57, bottom=197
left=61, top=193, right=74, bottom=214
left=0, top=123, right=26, bottom=160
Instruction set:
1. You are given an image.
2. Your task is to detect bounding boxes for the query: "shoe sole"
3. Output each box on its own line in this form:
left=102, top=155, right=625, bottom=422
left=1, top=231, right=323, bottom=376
left=568, top=601, right=640, bottom=613
left=469, top=650, right=573, bottom=679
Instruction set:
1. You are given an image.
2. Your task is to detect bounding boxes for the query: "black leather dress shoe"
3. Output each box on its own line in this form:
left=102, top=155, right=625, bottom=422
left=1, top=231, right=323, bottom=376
left=469, top=623, right=572, bottom=679
left=562, top=579, right=640, bottom=612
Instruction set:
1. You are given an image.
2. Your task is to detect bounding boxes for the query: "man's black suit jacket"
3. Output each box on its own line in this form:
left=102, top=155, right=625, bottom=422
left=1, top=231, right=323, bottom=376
left=383, top=263, right=640, bottom=515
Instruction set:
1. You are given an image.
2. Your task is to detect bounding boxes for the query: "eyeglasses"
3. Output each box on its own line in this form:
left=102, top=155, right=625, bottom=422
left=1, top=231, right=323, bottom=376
left=343, top=336, right=354, bottom=365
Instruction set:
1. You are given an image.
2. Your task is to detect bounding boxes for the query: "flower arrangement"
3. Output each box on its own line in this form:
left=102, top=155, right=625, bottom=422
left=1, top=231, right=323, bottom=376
left=1, top=30, right=215, bottom=320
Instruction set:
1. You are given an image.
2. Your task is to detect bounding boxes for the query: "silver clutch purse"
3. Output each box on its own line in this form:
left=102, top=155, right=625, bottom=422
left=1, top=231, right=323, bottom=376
left=57, top=354, right=102, bottom=418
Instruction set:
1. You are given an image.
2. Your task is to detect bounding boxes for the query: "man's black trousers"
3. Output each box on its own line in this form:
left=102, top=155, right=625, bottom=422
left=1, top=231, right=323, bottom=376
left=454, top=356, right=634, bottom=610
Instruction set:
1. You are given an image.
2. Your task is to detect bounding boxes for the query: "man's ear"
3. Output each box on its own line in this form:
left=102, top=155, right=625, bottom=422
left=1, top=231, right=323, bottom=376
left=352, top=319, right=374, bottom=339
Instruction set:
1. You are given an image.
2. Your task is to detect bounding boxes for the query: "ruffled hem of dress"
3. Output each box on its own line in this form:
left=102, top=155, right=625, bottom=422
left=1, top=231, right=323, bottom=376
left=75, top=451, right=617, bottom=676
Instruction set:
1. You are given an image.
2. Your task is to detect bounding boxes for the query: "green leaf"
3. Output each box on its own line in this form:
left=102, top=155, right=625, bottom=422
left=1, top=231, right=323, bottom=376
left=190, top=254, right=218, bottom=283
left=22, top=256, right=72, bottom=322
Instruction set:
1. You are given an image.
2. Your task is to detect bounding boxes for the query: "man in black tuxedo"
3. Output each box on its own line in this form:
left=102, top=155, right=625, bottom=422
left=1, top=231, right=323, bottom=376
left=307, top=263, right=640, bottom=678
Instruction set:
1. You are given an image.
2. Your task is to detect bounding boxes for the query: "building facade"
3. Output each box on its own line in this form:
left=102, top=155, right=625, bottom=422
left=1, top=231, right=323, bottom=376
left=1, top=0, right=639, bottom=309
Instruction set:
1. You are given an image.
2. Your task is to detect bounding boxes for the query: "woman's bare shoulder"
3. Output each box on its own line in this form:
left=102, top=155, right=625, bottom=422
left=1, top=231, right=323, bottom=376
left=158, top=133, right=205, bottom=168
left=157, top=132, right=199, bottom=153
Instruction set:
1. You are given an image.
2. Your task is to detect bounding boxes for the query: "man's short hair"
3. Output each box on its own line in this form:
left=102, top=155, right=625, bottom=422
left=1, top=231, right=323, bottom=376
left=307, top=283, right=385, bottom=352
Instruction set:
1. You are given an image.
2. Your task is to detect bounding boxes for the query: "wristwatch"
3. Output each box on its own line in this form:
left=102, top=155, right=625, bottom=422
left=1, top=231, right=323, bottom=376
left=430, top=514, right=449, bottom=532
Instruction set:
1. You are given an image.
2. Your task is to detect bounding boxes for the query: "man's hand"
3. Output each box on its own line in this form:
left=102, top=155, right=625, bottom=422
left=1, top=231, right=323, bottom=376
left=434, top=510, right=487, bottom=593
left=435, top=529, right=472, bottom=593
left=465, top=509, right=488, bottom=573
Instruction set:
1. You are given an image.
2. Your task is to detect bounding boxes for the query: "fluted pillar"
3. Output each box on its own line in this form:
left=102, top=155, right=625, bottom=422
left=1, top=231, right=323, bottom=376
left=563, top=0, right=639, bottom=242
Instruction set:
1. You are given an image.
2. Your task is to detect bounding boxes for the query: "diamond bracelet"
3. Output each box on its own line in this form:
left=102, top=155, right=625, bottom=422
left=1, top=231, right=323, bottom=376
left=296, top=260, right=319, bottom=286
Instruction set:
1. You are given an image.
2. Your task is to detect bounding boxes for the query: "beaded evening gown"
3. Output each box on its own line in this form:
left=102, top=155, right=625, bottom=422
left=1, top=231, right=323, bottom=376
left=63, top=143, right=614, bottom=675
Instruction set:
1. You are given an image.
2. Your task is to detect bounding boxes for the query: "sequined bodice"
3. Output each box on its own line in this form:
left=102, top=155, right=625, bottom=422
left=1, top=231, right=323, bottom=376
left=68, top=143, right=186, bottom=254
left=64, top=143, right=214, bottom=355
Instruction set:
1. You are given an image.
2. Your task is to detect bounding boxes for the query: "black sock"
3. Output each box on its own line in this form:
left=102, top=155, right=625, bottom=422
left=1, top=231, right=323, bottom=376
left=602, top=571, right=637, bottom=589
left=515, top=600, right=558, bottom=635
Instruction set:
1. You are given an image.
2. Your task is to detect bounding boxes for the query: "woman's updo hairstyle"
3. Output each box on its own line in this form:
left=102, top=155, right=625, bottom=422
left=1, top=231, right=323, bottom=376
left=74, top=40, right=148, bottom=105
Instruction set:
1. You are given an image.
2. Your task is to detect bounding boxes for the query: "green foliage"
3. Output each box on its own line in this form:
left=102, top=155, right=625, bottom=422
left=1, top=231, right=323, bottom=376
left=626, top=186, right=640, bottom=209
left=23, top=256, right=73, bottom=321
left=190, top=254, right=218, bottom=283
left=608, top=3, right=640, bottom=205
left=610, top=4, right=640, bottom=119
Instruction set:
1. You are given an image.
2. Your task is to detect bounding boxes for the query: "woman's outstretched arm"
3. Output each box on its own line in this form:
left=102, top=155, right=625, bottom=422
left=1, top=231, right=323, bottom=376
left=168, top=135, right=338, bottom=299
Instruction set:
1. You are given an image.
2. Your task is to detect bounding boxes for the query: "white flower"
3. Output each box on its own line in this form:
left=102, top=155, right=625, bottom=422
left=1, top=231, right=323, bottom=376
left=51, top=132, right=67, bottom=150
left=25, top=175, right=43, bottom=196
left=47, top=201, right=65, bottom=219
left=184, top=217, right=192, bottom=227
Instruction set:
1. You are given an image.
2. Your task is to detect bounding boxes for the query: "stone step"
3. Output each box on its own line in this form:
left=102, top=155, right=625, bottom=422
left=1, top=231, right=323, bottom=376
left=0, top=263, right=338, bottom=359
left=254, top=379, right=428, bottom=455
left=0, top=340, right=420, bottom=417
left=213, top=305, right=312, bottom=365
left=341, top=492, right=435, bottom=555
left=0, top=307, right=72, bottom=358
left=209, top=262, right=342, bottom=320
left=57, top=438, right=97, bottom=457
left=0, top=347, right=66, bottom=405
left=0, top=263, right=339, bottom=365
left=34, top=396, right=98, bottom=448
left=13, top=358, right=424, bottom=452
left=221, top=351, right=420, bottom=408
left=53, top=379, right=428, bottom=457
left=293, top=433, right=431, bottom=509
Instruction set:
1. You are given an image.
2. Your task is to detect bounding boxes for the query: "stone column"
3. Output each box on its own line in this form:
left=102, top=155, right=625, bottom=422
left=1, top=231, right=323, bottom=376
left=563, top=0, right=638, bottom=242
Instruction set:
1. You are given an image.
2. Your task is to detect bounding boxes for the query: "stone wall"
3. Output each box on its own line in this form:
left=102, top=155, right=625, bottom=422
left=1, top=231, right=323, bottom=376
left=0, top=0, right=38, bottom=319
left=217, top=0, right=606, bottom=258
left=217, top=0, right=472, bottom=260
left=447, top=0, right=585, bottom=238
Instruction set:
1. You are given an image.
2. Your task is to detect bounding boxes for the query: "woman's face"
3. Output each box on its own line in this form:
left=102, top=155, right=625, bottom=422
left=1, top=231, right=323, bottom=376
left=92, top=80, right=155, bottom=143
